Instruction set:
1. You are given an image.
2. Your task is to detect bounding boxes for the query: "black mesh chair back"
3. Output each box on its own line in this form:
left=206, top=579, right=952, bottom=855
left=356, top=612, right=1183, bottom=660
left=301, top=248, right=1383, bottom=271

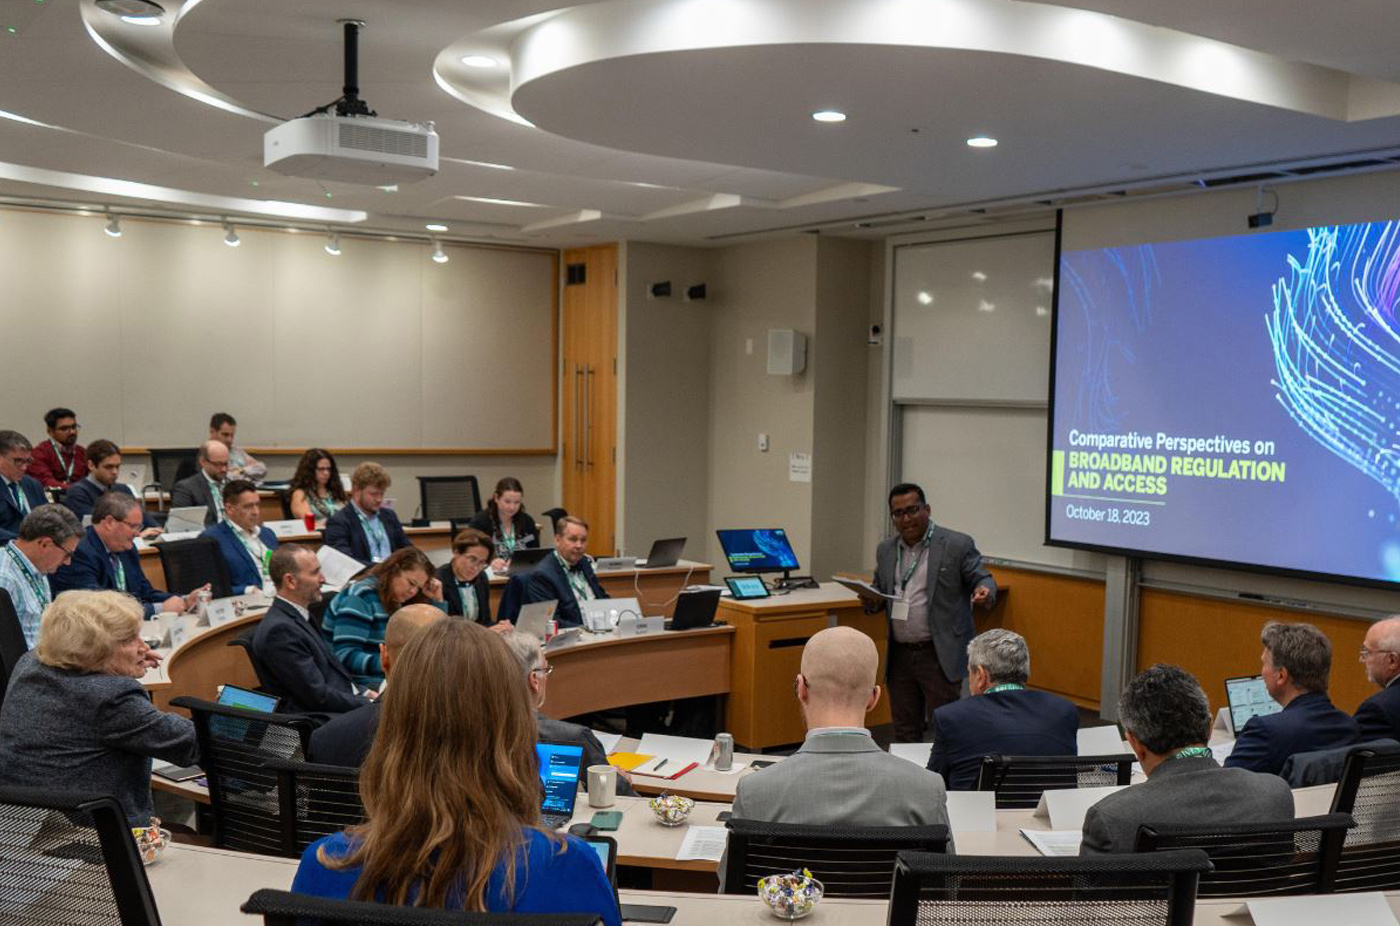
left=887, top=849, right=1211, bottom=926
left=1134, top=812, right=1351, bottom=897
left=722, top=819, right=949, bottom=898
left=170, top=696, right=314, bottom=857
left=243, top=889, right=603, bottom=925
left=0, top=786, right=161, bottom=926
left=148, top=448, right=197, bottom=495
left=263, top=758, right=364, bottom=858
left=157, top=536, right=232, bottom=600
left=1330, top=745, right=1400, bottom=891
left=975, top=753, right=1135, bottom=809
left=417, top=476, right=482, bottom=523
left=0, top=587, right=29, bottom=677
left=228, top=625, right=277, bottom=692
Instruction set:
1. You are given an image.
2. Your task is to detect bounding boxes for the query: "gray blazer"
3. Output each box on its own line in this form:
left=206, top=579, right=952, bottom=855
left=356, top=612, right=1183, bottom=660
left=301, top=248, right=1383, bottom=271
left=0, top=652, right=199, bottom=825
left=873, top=526, right=996, bottom=682
left=170, top=472, right=221, bottom=526
left=1080, top=756, right=1294, bottom=854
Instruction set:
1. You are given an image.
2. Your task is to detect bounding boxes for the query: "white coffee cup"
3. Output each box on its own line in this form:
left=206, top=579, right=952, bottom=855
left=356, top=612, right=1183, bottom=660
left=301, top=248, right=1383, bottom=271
left=587, top=764, right=617, bottom=808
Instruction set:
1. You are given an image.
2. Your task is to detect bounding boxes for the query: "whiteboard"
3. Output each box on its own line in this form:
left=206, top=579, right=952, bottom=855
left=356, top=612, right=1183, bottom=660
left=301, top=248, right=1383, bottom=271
left=891, top=232, right=1056, bottom=403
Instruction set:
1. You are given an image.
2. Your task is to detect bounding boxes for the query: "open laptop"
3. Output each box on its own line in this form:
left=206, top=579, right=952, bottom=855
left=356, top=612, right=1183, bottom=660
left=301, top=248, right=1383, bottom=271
left=665, top=588, right=722, bottom=631
left=1224, top=674, right=1282, bottom=734
left=536, top=741, right=586, bottom=829
left=516, top=600, right=559, bottom=640
left=506, top=547, right=552, bottom=576
left=638, top=537, right=686, bottom=569
left=580, top=597, right=644, bottom=632
left=163, top=506, right=209, bottom=535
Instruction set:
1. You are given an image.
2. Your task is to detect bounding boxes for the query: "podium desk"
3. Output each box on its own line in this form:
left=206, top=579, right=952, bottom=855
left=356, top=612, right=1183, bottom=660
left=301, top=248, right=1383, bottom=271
left=717, top=583, right=887, bottom=750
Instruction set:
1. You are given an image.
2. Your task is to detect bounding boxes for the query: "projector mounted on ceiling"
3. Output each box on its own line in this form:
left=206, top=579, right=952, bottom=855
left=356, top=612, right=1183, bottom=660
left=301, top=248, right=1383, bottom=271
left=263, top=20, right=439, bottom=186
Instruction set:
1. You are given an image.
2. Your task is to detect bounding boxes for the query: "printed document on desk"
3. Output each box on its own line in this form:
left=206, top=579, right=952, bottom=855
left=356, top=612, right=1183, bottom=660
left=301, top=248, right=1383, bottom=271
left=1020, top=829, right=1083, bottom=857
left=676, top=826, right=728, bottom=862
left=317, top=545, right=365, bottom=589
left=637, top=733, right=715, bottom=767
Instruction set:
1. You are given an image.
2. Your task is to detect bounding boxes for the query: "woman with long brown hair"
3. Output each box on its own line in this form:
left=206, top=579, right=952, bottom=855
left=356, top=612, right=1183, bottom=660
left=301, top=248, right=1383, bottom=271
left=288, top=448, right=348, bottom=524
left=466, top=477, right=539, bottom=572
left=290, top=620, right=618, bottom=923
left=321, top=546, right=445, bottom=690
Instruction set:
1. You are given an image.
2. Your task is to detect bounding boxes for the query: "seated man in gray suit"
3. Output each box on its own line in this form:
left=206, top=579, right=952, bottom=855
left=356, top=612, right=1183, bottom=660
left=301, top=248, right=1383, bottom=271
left=1081, top=664, right=1293, bottom=854
left=731, top=625, right=950, bottom=829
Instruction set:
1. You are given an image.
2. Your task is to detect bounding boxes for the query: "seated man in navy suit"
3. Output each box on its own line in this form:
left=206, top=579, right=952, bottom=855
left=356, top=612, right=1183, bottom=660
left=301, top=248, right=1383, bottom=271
left=321, top=462, right=410, bottom=565
left=525, top=515, right=606, bottom=628
left=202, top=479, right=279, bottom=595
left=1225, top=621, right=1358, bottom=776
left=927, top=628, right=1079, bottom=789
left=62, top=440, right=160, bottom=535
left=50, top=492, right=203, bottom=617
left=1355, top=616, right=1400, bottom=741
left=0, top=431, right=49, bottom=544
left=253, top=544, right=370, bottom=716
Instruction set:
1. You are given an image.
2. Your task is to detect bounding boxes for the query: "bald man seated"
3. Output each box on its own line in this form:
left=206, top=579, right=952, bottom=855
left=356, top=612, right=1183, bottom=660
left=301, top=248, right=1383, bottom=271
left=1356, top=616, right=1400, bottom=742
left=730, top=626, right=950, bottom=829
left=308, top=603, right=446, bottom=767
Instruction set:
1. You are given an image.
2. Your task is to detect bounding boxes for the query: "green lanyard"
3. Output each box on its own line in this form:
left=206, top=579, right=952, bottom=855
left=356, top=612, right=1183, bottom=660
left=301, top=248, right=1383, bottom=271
left=986, top=683, right=1025, bottom=694
left=896, top=525, right=934, bottom=591
left=457, top=582, right=479, bottom=621
left=50, top=439, right=74, bottom=482
left=205, top=475, right=225, bottom=522
left=112, top=554, right=126, bottom=592
left=233, top=526, right=272, bottom=579
left=7, top=480, right=29, bottom=515
left=499, top=526, right=518, bottom=555
left=5, top=544, right=49, bottom=606
left=1169, top=746, right=1213, bottom=761
left=357, top=507, right=389, bottom=557
left=555, top=551, right=594, bottom=601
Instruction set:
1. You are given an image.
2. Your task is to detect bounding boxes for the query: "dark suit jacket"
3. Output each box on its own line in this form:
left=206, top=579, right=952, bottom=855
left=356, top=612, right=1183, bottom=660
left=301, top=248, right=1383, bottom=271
left=466, top=509, right=540, bottom=552
left=1354, top=682, right=1400, bottom=742
left=436, top=562, right=493, bottom=625
left=170, top=472, right=221, bottom=526
left=0, top=476, right=48, bottom=544
left=252, top=597, right=365, bottom=715
left=1081, top=756, right=1294, bottom=854
left=1224, top=690, right=1359, bottom=776
left=526, top=553, right=607, bottom=628
left=321, top=504, right=410, bottom=565
left=62, top=479, right=159, bottom=529
left=49, top=527, right=173, bottom=617
left=537, top=713, right=635, bottom=796
left=201, top=521, right=279, bottom=593
left=309, top=701, right=380, bottom=767
left=928, top=688, right=1080, bottom=790
left=873, top=525, right=996, bottom=682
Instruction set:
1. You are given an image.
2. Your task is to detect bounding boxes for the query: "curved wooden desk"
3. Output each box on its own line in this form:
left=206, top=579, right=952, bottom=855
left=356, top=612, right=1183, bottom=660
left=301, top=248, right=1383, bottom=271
left=142, top=611, right=265, bottom=714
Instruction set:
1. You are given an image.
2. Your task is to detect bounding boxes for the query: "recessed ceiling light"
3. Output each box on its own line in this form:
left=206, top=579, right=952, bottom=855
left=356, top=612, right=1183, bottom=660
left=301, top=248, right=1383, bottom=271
left=425, top=223, right=448, bottom=232
left=460, top=55, right=497, bottom=68
left=120, top=15, right=161, bottom=25
left=916, top=291, right=933, bottom=306
left=812, top=110, right=847, bottom=123
left=454, top=195, right=547, bottom=208
left=966, top=136, right=998, bottom=148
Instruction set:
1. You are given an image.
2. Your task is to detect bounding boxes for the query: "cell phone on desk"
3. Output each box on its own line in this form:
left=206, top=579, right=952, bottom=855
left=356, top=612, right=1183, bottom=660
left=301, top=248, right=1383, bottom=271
left=590, top=810, right=622, bottom=831
left=620, top=904, right=677, bottom=924
left=153, top=764, right=204, bottom=782
left=749, top=759, right=777, bottom=770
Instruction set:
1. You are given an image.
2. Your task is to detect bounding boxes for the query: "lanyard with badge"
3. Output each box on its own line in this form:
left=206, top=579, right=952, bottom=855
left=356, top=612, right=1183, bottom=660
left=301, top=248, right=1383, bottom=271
left=234, top=526, right=272, bottom=579
left=7, top=480, right=29, bottom=515
left=50, top=439, right=74, bottom=482
left=555, top=551, right=594, bottom=602
left=357, top=507, right=390, bottom=560
left=457, top=582, right=479, bottom=621
left=5, top=544, right=49, bottom=607
left=112, top=554, right=127, bottom=592
left=206, top=475, right=226, bottom=522
left=890, top=524, right=933, bottom=622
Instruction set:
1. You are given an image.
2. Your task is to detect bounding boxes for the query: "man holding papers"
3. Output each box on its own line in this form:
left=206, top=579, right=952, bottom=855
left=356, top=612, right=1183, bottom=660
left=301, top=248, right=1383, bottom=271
left=1081, top=664, right=1292, bottom=854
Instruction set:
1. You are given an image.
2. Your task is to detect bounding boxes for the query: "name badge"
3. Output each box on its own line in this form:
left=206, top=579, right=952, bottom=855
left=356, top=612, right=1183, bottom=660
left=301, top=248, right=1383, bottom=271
left=890, top=599, right=911, bottom=622
left=206, top=598, right=237, bottom=626
left=169, top=621, right=193, bottom=648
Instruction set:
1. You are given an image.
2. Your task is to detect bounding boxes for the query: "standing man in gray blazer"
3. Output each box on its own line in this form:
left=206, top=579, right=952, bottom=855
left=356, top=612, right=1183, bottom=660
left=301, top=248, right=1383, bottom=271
left=1081, top=664, right=1293, bottom=854
left=858, top=483, right=997, bottom=742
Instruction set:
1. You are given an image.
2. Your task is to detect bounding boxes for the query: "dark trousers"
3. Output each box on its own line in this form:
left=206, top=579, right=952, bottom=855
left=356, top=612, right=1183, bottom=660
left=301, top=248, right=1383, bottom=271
left=888, top=641, right=960, bottom=743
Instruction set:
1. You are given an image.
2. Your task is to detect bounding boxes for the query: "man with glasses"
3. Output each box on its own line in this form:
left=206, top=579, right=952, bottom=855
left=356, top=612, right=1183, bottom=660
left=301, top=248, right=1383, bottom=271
left=0, top=504, right=82, bottom=646
left=1354, top=617, right=1400, bottom=741
left=857, top=483, right=997, bottom=743
left=171, top=440, right=230, bottom=526
left=0, top=431, right=48, bottom=544
left=50, top=493, right=204, bottom=617
left=27, top=408, right=87, bottom=490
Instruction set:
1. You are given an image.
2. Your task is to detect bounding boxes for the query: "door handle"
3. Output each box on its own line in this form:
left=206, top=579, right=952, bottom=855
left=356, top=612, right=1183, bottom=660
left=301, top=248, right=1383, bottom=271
left=585, top=365, right=595, bottom=468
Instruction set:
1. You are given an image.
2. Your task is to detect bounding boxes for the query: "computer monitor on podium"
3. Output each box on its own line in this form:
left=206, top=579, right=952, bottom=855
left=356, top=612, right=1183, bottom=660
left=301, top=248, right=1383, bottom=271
left=715, top=528, right=815, bottom=590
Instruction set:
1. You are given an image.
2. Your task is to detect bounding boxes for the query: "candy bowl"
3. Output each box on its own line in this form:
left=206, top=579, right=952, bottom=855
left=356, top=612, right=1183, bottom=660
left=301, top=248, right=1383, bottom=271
left=647, top=793, right=695, bottom=826
left=758, top=868, right=824, bottom=920
left=131, top=822, right=171, bottom=866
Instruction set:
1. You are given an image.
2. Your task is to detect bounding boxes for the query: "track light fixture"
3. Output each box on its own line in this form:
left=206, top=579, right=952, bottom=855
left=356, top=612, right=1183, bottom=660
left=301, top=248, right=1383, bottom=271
left=430, top=240, right=448, bottom=263
left=222, top=220, right=240, bottom=247
left=325, top=232, right=341, bottom=256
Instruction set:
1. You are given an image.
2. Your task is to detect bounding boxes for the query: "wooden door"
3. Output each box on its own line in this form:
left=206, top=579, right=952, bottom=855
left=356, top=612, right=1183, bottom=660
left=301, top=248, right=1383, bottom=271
left=561, top=245, right=618, bottom=555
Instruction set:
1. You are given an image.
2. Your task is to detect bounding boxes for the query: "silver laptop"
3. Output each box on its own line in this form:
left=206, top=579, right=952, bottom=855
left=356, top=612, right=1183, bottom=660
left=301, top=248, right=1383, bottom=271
left=579, top=597, right=645, bottom=632
left=516, top=600, right=559, bottom=640
left=638, top=537, right=686, bottom=569
left=164, top=506, right=208, bottom=534
left=1224, top=675, right=1282, bottom=734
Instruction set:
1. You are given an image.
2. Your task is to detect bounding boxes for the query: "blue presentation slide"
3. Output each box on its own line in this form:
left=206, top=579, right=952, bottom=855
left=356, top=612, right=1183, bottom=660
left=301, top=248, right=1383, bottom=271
left=717, top=529, right=800, bottom=571
left=1049, top=220, right=1400, bottom=584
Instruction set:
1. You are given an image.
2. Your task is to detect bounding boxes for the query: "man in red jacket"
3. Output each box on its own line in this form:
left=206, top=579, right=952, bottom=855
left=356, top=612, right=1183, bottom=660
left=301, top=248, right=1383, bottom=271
left=27, top=407, right=87, bottom=489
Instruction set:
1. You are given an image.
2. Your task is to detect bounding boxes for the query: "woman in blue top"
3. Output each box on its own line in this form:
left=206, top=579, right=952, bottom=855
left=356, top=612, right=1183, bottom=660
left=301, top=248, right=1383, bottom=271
left=291, top=619, right=619, bottom=925
left=321, top=547, right=445, bottom=689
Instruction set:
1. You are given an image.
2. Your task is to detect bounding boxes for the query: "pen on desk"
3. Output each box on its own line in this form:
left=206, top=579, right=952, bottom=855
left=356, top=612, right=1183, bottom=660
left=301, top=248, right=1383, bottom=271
left=654, top=758, right=668, bottom=772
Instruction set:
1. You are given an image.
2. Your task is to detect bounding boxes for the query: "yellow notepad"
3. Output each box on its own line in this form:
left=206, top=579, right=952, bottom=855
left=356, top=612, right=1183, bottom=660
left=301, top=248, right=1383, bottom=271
left=608, top=752, right=653, bottom=772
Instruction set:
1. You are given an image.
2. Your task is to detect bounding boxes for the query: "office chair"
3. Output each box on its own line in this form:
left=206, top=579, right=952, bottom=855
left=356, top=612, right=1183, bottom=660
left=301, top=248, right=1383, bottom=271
left=886, top=849, right=1211, bottom=926
left=157, top=536, right=233, bottom=600
left=1330, top=745, right=1400, bottom=892
left=227, top=625, right=278, bottom=693
left=0, top=786, right=162, bottom=926
left=721, top=819, right=950, bottom=898
left=1135, top=812, right=1352, bottom=897
left=417, top=476, right=481, bottom=523
left=148, top=448, right=198, bottom=495
left=263, top=758, right=364, bottom=858
left=976, top=753, right=1135, bottom=809
left=242, top=890, right=603, bottom=925
left=170, top=696, right=314, bottom=857
left=541, top=507, right=567, bottom=537
left=0, top=587, right=29, bottom=676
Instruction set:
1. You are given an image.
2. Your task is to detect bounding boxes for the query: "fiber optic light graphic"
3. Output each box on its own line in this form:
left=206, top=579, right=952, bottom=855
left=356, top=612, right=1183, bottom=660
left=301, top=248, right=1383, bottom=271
left=1267, top=222, right=1400, bottom=504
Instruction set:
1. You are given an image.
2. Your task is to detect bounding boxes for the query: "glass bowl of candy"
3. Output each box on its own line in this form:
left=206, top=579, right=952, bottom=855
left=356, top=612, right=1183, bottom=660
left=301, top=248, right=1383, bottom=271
left=758, top=868, right=824, bottom=920
left=647, top=793, right=695, bottom=826
left=131, top=821, right=171, bottom=866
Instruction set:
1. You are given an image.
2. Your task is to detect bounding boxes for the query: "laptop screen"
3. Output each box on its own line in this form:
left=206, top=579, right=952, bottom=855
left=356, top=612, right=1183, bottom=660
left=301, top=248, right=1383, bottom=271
left=1225, top=675, right=1281, bottom=732
left=536, top=742, right=585, bottom=816
left=217, top=684, right=280, bottom=714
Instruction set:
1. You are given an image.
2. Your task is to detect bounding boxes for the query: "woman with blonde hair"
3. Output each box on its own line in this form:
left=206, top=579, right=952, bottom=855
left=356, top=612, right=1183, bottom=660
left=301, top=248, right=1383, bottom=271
left=291, top=620, right=618, bottom=923
left=0, top=589, right=198, bottom=826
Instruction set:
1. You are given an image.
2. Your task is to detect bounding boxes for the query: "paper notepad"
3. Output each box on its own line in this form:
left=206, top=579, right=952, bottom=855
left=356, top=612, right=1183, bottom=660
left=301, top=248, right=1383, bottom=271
left=317, top=545, right=365, bottom=590
left=1020, top=829, right=1083, bottom=857
left=632, top=757, right=698, bottom=779
left=1033, top=785, right=1127, bottom=831
left=676, top=825, right=728, bottom=862
left=637, top=733, right=715, bottom=766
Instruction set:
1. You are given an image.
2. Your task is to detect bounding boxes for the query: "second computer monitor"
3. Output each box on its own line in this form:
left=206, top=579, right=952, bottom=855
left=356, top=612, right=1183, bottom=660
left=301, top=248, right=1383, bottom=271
left=716, top=528, right=800, bottom=575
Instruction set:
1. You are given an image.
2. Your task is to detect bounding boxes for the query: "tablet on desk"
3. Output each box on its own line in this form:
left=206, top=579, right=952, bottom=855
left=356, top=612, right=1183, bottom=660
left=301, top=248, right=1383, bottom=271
left=216, top=684, right=281, bottom=714
left=725, top=576, right=770, bottom=600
